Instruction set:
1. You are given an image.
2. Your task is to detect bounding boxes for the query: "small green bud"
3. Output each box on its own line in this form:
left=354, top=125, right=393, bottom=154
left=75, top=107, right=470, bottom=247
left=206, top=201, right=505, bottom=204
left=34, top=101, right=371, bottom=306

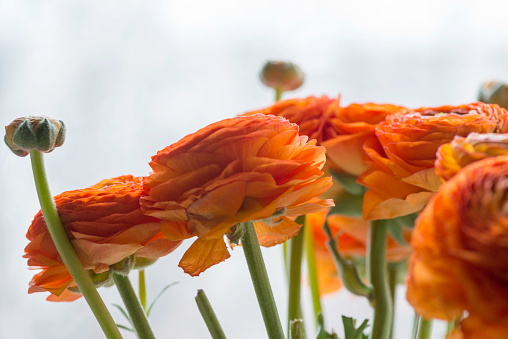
left=110, top=255, right=136, bottom=276
left=478, top=81, right=508, bottom=109
left=4, top=116, right=66, bottom=157
left=289, top=319, right=305, bottom=339
left=226, top=223, right=245, bottom=245
left=260, top=61, right=304, bottom=92
left=133, top=257, right=159, bottom=269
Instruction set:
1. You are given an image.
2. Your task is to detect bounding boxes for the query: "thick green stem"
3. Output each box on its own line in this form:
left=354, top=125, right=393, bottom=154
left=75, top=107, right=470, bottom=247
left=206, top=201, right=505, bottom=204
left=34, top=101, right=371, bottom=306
left=275, top=87, right=283, bottom=101
left=241, top=221, right=285, bottom=339
left=368, top=220, right=392, bottom=339
left=29, top=151, right=122, bottom=339
left=323, top=220, right=372, bottom=299
left=195, top=289, right=227, bottom=339
left=414, top=317, right=433, bottom=339
left=113, top=272, right=155, bottom=339
left=287, top=219, right=305, bottom=337
left=387, top=264, right=400, bottom=339
left=304, top=217, right=322, bottom=328
left=139, top=269, right=147, bottom=313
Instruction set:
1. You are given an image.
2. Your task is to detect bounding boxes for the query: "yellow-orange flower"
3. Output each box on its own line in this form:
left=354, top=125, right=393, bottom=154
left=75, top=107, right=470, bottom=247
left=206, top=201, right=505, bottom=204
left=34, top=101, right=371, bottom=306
left=406, top=156, right=508, bottom=338
left=141, top=114, right=333, bottom=276
left=436, top=133, right=508, bottom=181
left=24, top=175, right=182, bottom=301
left=359, top=102, right=508, bottom=220
left=307, top=212, right=411, bottom=295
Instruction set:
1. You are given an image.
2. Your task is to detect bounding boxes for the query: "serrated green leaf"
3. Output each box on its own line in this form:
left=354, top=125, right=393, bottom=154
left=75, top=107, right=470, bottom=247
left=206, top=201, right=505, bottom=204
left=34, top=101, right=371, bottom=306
left=147, top=282, right=179, bottom=316
left=330, top=170, right=367, bottom=196
left=341, top=316, right=370, bottom=339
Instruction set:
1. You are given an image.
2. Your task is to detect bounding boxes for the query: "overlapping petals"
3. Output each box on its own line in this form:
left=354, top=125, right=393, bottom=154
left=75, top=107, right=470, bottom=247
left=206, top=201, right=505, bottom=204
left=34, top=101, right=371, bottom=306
left=141, top=114, right=333, bottom=276
left=359, top=102, right=508, bottom=220
left=436, top=133, right=508, bottom=180
left=24, top=175, right=182, bottom=301
left=308, top=212, right=411, bottom=295
left=406, top=156, right=508, bottom=338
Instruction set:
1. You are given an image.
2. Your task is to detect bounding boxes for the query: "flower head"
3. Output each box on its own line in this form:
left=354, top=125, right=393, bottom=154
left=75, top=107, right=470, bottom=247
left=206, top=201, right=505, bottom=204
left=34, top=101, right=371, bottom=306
left=25, top=175, right=181, bottom=301
left=359, top=102, right=508, bottom=220
left=141, top=114, right=333, bottom=276
left=308, top=211, right=411, bottom=295
left=259, top=61, right=305, bottom=92
left=478, top=81, right=508, bottom=110
left=436, top=133, right=508, bottom=181
left=406, top=156, right=508, bottom=337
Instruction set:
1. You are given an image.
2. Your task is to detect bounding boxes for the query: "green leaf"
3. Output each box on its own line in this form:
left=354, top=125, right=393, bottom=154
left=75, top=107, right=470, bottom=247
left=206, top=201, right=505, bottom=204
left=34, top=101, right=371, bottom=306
left=112, top=303, right=131, bottom=325
left=315, top=313, right=339, bottom=339
left=116, top=324, right=134, bottom=332
left=329, top=191, right=364, bottom=217
left=342, top=316, right=369, bottom=339
left=147, top=282, right=179, bottom=316
left=330, top=170, right=367, bottom=196
left=393, top=213, right=418, bottom=229
left=385, top=219, right=407, bottom=245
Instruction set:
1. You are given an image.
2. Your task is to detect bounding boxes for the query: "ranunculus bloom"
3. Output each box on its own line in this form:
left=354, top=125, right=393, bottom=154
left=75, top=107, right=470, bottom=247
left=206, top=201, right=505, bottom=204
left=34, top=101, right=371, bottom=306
left=141, top=114, right=333, bottom=276
left=25, top=175, right=182, bottom=301
left=436, top=133, right=508, bottom=181
left=406, top=156, right=508, bottom=338
left=359, top=102, right=508, bottom=220
left=307, top=211, right=411, bottom=295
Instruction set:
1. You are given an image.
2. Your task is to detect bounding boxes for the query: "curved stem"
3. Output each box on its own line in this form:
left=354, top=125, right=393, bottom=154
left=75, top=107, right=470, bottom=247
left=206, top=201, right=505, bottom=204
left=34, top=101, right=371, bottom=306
left=275, top=87, right=283, bottom=101
left=113, top=272, right=156, bottom=339
left=287, top=220, right=305, bottom=337
left=196, top=289, right=227, bottom=339
left=139, top=269, right=147, bottom=313
left=304, top=217, right=322, bottom=327
left=29, top=151, right=122, bottom=339
left=241, top=221, right=285, bottom=339
left=368, top=220, right=392, bottom=339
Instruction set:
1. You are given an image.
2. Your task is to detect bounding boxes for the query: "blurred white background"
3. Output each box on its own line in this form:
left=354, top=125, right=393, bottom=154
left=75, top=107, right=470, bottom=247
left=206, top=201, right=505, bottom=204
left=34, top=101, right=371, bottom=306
left=1, top=0, right=508, bottom=338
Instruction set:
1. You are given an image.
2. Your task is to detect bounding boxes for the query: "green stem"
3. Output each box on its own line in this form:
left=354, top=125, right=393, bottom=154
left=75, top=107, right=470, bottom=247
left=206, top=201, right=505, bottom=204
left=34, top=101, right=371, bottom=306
left=323, top=220, right=372, bottom=299
left=139, top=269, right=147, bottom=313
left=368, top=220, right=392, bottom=339
left=414, top=317, right=433, bottom=339
left=241, top=221, right=285, bottom=339
left=29, top=151, right=122, bottom=339
left=446, top=317, right=461, bottom=336
left=387, top=264, right=400, bottom=339
left=195, top=289, right=227, bottom=339
left=275, top=87, right=283, bottom=101
left=113, top=272, right=156, bottom=339
left=411, top=313, right=420, bottom=339
left=287, top=218, right=305, bottom=337
left=304, top=217, right=322, bottom=328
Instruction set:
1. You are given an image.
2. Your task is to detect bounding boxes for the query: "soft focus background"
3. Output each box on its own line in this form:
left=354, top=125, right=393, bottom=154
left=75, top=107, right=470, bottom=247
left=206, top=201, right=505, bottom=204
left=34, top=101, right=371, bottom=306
left=1, top=1, right=508, bottom=338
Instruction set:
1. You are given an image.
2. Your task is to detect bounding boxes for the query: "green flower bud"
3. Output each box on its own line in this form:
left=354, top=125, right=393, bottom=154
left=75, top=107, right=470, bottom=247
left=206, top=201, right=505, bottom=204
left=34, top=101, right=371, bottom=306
left=4, top=116, right=65, bottom=157
left=478, top=81, right=508, bottom=109
left=110, top=255, right=136, bottom=276
left=133, top=257, right=159, bottom=269
left=260, top=61, right=304, bottom=92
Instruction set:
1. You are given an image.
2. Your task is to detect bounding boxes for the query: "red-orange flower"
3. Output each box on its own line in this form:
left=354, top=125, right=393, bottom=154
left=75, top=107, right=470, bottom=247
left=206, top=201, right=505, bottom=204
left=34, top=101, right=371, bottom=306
left=406, top=156, right=508, bottom=338
left=307, top=212, right=411, bottom=295
left=436, top=133, right=508, bottom=181
left=25, top=175, right=182, bottom=301
left=359, top=102, right=508, bottom=220
left=141, top=114, right=333, bottom=276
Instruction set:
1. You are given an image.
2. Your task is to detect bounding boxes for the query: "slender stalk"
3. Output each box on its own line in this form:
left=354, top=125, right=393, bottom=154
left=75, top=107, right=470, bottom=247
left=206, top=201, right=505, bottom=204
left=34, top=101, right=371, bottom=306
left=241, top=221, right=285, bottom=339
left=29, top=151, right=122, bottom=339
left=304, top=217, right=322, bottom=327
left=139, top=269, right=147, bottom=313
left=387, top=264, right=400, bottom=339
left=283, top=242, right=289, bottom=278
left=411, top=313, right=420, bottom=339
left=368, top=220, right=392, bottom=339
left=287, top=222, right=305, bottom=337
left=113, top=272, right=156, bottom=339
left=275, top=87, right=283, bottom=101
left=415, top=317, right=433, bottom=339
left=195, top=289, right=227, bottom=339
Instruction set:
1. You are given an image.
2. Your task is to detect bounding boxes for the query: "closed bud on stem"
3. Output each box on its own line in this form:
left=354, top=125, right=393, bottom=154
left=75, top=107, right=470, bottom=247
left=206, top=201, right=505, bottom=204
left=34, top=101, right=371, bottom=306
left=110, top=255, right=135, bottom=277
left=260, top=61, right=304, bottom=92
left=4, top=116, right=65, bottom=157
left=478, top=81, right=508, bottom=109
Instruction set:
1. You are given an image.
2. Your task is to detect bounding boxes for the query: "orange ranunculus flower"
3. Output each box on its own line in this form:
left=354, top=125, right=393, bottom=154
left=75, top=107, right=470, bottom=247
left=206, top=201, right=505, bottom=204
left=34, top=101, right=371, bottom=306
left=406, top=156, right=508, bottom=338
left=436, top=132, right=508, bottom=181
left=141, top=114, right=334, bottom=276
left=322, top=103, right=407, bottom=177
left=359, top=102, right=508, bottom=220
left=307, top=212, right=411, bottom=295
left=24, top=175, right=182, bottom=301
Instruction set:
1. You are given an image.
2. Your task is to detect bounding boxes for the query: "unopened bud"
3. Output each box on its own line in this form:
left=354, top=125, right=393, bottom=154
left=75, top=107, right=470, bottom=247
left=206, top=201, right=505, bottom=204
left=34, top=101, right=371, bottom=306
left=478, top=81, right=508, bottom=109
left=110, top=255, right=135, bottom=276
left=4, top=116, right=65, bottom=157
left=260, top=61, right=304, bottom=92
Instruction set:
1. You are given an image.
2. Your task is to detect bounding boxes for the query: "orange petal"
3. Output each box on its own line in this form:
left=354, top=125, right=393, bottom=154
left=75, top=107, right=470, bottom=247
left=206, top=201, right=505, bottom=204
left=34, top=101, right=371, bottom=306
left=179, top=238, right=231, bottom=276
left=254, top=217, right=302, bottom=247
